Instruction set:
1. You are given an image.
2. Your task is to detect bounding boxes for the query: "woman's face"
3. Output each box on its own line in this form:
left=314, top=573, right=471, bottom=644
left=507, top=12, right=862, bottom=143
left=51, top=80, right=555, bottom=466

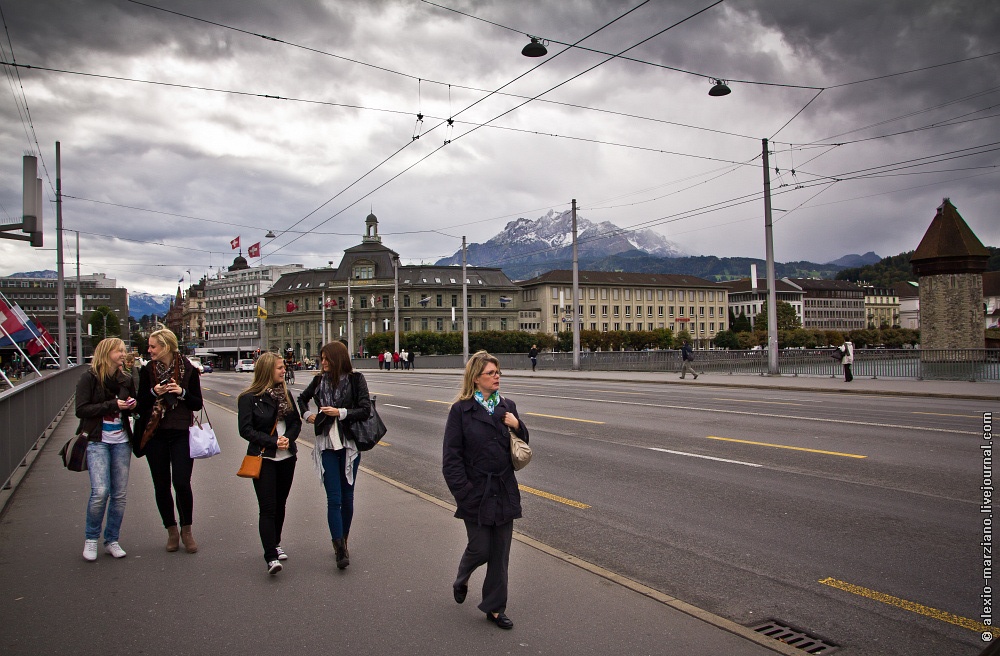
left=273, top=359, right=286, bottom=385
left=475, top=362, right=501, bottom=395
left=111, top=345, right=127, bottom=367
left=148, top=338, right=170, bottom=364
left=321, top=355, right=331, bottom=372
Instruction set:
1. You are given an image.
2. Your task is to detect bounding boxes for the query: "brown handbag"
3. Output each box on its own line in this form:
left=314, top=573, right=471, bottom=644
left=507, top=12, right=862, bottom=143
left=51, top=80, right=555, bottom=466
left=236, top=417, right=277, bottom=479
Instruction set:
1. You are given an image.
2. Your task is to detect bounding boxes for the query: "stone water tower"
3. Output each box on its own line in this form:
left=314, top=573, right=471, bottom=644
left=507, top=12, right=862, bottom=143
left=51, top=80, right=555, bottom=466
left=910, top=198, right=989, bottom=351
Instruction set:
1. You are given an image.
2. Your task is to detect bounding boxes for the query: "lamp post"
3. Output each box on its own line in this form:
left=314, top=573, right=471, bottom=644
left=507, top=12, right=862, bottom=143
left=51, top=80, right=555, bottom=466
left=461, top=237, right=469, bottom=364
left=393, top=254, right=400, bottom=354
left=762, top=138, right=779, bottom=375
left=571, top=200, right=580, bottom=371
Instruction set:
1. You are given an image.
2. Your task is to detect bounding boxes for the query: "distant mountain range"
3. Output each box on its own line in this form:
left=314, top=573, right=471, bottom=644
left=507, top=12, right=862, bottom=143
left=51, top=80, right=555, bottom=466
left=434, top=211, right=878, bottom=281
left=5, top=270, right=173, bottom=318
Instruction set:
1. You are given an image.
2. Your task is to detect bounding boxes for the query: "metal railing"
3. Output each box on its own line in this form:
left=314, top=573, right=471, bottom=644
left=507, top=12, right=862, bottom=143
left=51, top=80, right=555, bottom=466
left=0, top=367, right=79, bottom=490
left=407, top=349, right=1000, bottom=382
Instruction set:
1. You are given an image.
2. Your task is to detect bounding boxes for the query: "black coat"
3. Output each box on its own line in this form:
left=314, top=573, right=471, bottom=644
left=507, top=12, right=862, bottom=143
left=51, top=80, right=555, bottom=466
left=75, top=369, right=136, bottom=442
left=296, top=371, right=372, bottom=438
left=442, top=397, right=528, bottom=526
left=134, top=358, right=203, bottom=436
left=237, top=390, right=301, bottom=458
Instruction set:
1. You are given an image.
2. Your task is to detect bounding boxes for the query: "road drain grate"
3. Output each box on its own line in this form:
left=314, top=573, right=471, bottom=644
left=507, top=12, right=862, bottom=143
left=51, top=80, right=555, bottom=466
left=750, top=620, right=839, bottom=654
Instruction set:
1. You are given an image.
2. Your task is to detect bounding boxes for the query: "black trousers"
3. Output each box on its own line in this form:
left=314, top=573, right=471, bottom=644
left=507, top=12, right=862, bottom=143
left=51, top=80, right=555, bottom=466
left=843, top=363, right=853, bottom=382
left=455, top=519, right=514, bottom=614
left=144, top=429, right=194, bottom=527
left=252, top=456, right=296, bottom=563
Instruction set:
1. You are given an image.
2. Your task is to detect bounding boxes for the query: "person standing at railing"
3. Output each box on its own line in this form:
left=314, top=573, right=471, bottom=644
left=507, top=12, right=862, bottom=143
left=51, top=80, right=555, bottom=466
left=841, top=340, right=855, bottom=382
left=679, top=341, right=698, bottom=380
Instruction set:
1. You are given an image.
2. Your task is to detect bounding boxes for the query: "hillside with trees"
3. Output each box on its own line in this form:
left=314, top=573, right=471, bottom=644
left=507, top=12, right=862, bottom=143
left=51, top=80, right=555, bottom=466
left=836, top=246, right=1000, bottom=286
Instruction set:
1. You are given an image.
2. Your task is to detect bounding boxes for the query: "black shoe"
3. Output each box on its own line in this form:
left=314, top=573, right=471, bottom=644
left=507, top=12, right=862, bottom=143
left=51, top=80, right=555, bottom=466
left=333, top=539, right=349, bottom=569
left=453, top=584, right=467, bottom=604
left=486, top=611, right=513, bottom=629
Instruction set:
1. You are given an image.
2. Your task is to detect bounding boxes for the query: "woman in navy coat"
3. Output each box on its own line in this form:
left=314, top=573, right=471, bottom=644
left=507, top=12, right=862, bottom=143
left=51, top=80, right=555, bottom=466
left=442, top=350, right=528, bottom=630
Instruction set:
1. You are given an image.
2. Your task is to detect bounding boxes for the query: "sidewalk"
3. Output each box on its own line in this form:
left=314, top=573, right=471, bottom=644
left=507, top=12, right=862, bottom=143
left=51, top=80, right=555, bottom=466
left=411, top=367, right=999, bottom=400
left=0, top=401, right=801, bottom=656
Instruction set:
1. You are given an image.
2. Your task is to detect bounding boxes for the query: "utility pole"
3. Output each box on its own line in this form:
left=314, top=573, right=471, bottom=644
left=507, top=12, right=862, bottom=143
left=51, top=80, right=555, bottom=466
left=393, top=255, right=400, bottom=355
left=75, top=230, right=82, bottom=363
left=571, top=199, right=580, bottom=371
left=56, top=145, right=67, bottom=367
left=462, top=237, right=469, bottom=364
left=762, top=139, right=779, bottom=375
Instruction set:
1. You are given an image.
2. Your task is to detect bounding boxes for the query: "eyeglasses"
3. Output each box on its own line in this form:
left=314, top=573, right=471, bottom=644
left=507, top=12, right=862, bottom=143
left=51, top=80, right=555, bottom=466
left=481, top=370, right=501, bottom=377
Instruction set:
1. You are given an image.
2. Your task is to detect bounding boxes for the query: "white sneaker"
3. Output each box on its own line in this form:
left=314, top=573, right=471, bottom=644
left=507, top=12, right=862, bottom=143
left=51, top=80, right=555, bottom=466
left=275, top=546, right=288, bottom=560
left=267, top=560, right=282, bottom=576
left=83, top=539, right=98, bottom=561
left=105, top=541, right=127, bottom=558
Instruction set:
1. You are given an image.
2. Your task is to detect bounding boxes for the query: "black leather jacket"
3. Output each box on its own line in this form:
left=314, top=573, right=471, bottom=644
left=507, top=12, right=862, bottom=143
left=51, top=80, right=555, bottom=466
left=237, top=390, right=301, bottom=458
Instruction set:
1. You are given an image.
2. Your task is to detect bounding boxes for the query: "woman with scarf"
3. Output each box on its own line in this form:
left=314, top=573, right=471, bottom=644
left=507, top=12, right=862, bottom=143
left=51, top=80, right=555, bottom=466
left=238, top=352, right=301, bottom=576
left=442, top=351, right=528, bottom=630
left=135, top=328, right=203, bottom=554
left=75, top=337, right=137, bottom=561
left=297, top=340, right=371, bottom=570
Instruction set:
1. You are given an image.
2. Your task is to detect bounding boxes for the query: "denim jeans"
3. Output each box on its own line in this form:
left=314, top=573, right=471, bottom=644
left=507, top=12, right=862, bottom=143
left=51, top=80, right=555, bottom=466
left=321, top=449, right=360, bottom=540
left=85, top=441, right=132, bottom=542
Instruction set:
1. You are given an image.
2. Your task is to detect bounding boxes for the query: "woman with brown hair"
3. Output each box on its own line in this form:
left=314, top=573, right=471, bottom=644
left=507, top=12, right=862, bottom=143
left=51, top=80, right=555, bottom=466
left=442, top=350, right=528, bottom=630
left=297, top=341, right=371, bottom=570
left=75, top=337, right=136, bottom=561
left=134, top=327, right=203, bottom=553
left=238, top=352, right=301, bottom=575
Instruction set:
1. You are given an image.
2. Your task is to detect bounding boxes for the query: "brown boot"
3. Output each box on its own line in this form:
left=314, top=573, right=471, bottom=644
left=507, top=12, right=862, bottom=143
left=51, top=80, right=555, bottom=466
left=166, top=526, right=180, bottom=552
left=333, top=539, right=349, bottom=569
left=180, top=525, right=198, bottom=553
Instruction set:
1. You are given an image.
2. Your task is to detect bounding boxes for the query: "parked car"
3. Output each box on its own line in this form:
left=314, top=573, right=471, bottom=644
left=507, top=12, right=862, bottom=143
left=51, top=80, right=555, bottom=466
left=202, top=361, right=213, bottom=373
left=187, top=357, right=204, bottom=373
left=235, top=358, right=255, bottom=372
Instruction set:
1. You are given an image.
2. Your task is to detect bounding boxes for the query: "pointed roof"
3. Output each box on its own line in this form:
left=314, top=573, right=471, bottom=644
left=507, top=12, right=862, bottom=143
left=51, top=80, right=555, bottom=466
left=911, top=198, right=989, bottom=276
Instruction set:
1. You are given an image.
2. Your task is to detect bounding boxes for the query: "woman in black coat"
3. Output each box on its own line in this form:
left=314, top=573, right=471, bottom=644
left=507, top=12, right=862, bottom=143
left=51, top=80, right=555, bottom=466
left=238, top=352, right=301, bottom=576
left=442, top=350, right=528, bottom=630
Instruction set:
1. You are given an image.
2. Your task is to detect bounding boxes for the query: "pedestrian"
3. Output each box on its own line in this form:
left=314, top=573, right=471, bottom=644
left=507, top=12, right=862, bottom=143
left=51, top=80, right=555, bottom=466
left=407, top=349, right=415, bottom=370
left=442, top=350, right=528, bottom=630
left=528, top=344, right=538, bottom=372
left=123, top=352, right=141, bottom=394
left=392, top=350, right=400, bottom=370
left=384, top=350, right=392, bottom=373
left=238, top=352, right=301, bottom=576
left=841, top=340, right=854, bottom=382
left=377, top=351, right=384, bottom=370
left=400, top=348, right=408, bottom=370
left=75, top=337, right=136, bottom=561
left=679, top=340, right=698, bottom=379
left=134, top=328, right=203, bottom=554
left=297, top=341, right=372, bottom=570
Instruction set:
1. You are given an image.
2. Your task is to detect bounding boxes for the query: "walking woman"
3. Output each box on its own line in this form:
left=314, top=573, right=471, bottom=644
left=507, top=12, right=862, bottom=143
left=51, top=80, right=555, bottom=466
left=134, top=328, right=203, bottom=553
left=75, top=337, right=137, bottom=561
left=442, top=350, right=528, bottom=630
left=238, top=352, right=301, bottom=576
left=297, top=340, right=371, bottom=570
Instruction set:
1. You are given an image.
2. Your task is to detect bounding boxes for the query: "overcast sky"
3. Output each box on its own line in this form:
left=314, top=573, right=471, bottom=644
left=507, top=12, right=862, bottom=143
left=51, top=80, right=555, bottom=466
left=1, top=0, right=997, bottom=295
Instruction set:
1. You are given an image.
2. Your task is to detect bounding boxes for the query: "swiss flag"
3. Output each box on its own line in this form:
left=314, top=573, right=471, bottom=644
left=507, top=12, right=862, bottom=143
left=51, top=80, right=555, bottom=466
left=0, top=297, right=28, bottom=335
left=248, top=242, right=261, bottom=258
left=230, top=236, right=240, bottom=250
left=286, top=301, right=298, bottom=312
left=324, top=298, right=337, bottom=308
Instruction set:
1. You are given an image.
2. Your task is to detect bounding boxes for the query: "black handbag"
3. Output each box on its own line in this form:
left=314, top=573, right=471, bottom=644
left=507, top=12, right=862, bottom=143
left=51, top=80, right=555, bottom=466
left=345, top=394, right=387, bottom=451
left=59, top=433, right=90, bottom=472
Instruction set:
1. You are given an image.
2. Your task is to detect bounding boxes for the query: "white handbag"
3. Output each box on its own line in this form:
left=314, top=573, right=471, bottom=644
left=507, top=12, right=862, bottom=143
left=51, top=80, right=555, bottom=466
left=189, top=407, right=221, bottom=459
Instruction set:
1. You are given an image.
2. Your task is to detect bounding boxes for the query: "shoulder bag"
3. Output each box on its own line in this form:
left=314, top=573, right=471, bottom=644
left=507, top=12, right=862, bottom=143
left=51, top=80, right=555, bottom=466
left=237, top=418, right=276, bottom=479
left=346, top=393, right=387, bottom=451
left=501, top=397, right=531, bottom=471
left=189, top=406, right=221, bottom=459
left=59, top=432, right=91, bottom=472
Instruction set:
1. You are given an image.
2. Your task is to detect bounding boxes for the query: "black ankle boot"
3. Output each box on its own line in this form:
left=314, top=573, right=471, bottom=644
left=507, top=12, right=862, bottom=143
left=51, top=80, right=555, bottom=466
left=333, top=539, right=349, bottom=569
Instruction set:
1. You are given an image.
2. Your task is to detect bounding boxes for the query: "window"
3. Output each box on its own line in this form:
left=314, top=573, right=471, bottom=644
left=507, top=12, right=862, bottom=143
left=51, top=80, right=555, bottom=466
left=589, top=305, right=596, bottom=316
left=436, top=294, right=443, bottom=307
left=625, top=323, right=632, bottom=331
left=500, top=318, right=507, bottom=330
left=669, top=306, right=675, bottom=317
left=602, top=322, right=609, bottom=331
left=352, top=264, right=374, bottom=280
left=481, top=319, right=488, bottom=330
left=708, top=291, right=715, bottom=301
left=404, top=318, right=411, bottom=331
left=403, top=295, right=410, bottom=307
left=600, top=288, right=608, bottom=300
left=481, top=294, right=487, bottom=307
left=601, top=305, right=608, bottom=316
left=678, top=291, right=685, bottom=301
left=551, top=286, right=559, bottom=299
left=421, top=318, right=428, bottom=330
left=612, top=289, right=620, bottom=300
left=699, top=306, right=705, bottom=317
left=588, top=288, right=596, bottom=300
left=360, top=296, right=368, bottom=309
left=613, top=305, right=620, bottom=317
left=690, top=306, right=695, bottom=317
left=436, top=318, right=443, bottom=331
left=709, top=307, right=715, bottom=317
left=451, top=295, right=458, bottom=308
left=624, top=306, right=631, bottom=317
left=613, top=322, right=620, bottom=331
left=667, top=290, right=674, bottom=301
left=553, top=304, right=560, bottom=314
left=699, top=291, right=705, bottom=301
left=624, top=289, right=631, bottom=301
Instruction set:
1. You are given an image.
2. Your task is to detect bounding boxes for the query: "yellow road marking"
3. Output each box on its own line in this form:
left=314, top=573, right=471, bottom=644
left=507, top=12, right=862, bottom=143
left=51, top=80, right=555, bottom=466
left=525, top=412, right=604, bottom=425
left=427, top=399, right=450, bottom=405
left=712, top=397, right=802, bottom=406
left=819, top=577, right=988, bottom=633
left=519, top=485, right=590, bottom=509
left=588, top=389, right=644, bottom=395
left=706, top=436, right=867, bottom=459
left=217, top=391, right=232, bottom=397
left=912, top=411, right=978, bottom=418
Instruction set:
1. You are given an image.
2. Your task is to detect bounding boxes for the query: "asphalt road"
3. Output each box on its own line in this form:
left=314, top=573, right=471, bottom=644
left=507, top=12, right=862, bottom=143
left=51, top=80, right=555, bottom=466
left=204, top=370, right=988, bottom=656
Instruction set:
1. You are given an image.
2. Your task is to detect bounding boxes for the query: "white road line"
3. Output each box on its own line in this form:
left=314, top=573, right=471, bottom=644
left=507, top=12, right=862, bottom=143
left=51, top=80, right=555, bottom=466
left=383, top=403, right=411, bottom=409
left=647, top=447, right=762, bottom=468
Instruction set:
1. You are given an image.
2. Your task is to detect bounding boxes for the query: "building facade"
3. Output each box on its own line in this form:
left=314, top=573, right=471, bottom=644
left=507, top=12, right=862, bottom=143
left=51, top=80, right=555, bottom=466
left=718, top=277, right=805, bottom=329
left=0, top=272, right=130, bottom=359
left=893, top=280, right=920, bottom=329
left=262, top=213, right=521, bottom=359
left=786, top=278, right=866, bottom=331
left=515, top=270, right=727, bottom=346
left=862, top=286, right=900, bottom=329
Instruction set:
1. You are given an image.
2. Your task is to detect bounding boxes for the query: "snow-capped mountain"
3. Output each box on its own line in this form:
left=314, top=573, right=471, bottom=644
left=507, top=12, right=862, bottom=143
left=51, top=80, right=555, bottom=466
left=435, top=210, right=685, bottom=273
left=128, top=292, right=173, bottom=319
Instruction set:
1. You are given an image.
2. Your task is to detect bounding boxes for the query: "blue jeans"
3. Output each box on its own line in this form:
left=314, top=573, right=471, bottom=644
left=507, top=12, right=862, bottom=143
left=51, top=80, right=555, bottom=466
left=321, top=449, right=359, bottom=540
left=85, top=441, right=132, bottom=543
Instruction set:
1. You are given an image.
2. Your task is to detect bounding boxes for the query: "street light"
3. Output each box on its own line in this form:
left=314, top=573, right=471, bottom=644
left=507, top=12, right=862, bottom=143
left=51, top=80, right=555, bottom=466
left=521, top=36, right=548, bottom=57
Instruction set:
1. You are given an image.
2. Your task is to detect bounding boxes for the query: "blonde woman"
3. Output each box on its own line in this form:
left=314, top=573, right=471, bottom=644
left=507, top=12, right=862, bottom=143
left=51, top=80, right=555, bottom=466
left=238, top=352, right=301, bottom=575
left=442, top=351, right=528, bottom=630
left=75, top=338, right=136, bottom=561
left=134, top=328, right=203, bottom=553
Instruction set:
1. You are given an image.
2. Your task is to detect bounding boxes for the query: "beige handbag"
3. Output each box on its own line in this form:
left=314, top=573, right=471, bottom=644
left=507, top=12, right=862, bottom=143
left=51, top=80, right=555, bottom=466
left=510, top=428, right=532, bottom=471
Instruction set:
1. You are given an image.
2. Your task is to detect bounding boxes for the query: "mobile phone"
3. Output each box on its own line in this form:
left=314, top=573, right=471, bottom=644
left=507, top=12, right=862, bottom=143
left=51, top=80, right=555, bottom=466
left=158, top=374, right=172, bottom=386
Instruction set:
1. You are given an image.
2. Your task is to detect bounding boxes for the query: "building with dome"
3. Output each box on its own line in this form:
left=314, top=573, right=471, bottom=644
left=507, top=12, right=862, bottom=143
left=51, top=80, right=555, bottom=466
left=262, top=213, right=521, bottom=359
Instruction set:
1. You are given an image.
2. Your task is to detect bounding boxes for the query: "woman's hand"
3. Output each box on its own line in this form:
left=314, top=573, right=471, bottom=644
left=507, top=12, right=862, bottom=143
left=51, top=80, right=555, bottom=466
left=117, top=397, right=136, bottom=410
left=276, top=436, right=289, bottom=450
left=306, top=414, right=316, bottom=424
left=155, top=381, right=182, bottom=396
left=318, top=406, right=339, bottom=417
left=502, top=412, right=519, bottom=430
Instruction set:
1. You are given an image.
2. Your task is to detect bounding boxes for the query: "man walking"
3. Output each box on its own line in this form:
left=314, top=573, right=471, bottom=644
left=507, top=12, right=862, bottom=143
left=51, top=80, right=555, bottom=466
left=529, top=344, right=538, bottom=372
left=679, top=341, right=698, bottom=380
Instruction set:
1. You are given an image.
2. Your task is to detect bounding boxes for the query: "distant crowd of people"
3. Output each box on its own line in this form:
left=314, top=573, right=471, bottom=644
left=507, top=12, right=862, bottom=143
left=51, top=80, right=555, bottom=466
left=376, top=348, right=415, bottom=370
